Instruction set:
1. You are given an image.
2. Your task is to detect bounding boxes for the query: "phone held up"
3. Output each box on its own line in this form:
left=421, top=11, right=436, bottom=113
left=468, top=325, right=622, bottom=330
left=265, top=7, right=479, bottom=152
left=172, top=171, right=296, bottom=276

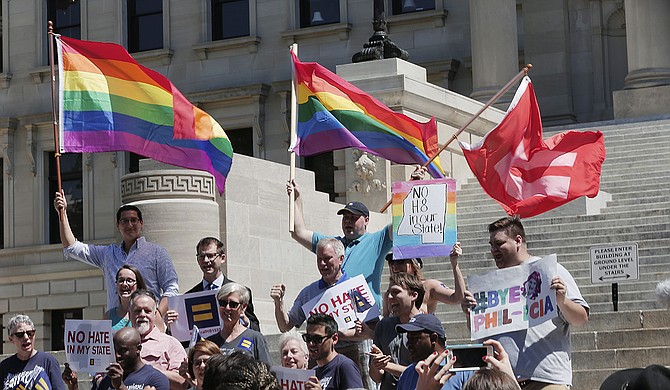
left=446, top=344, right=493, bottom=372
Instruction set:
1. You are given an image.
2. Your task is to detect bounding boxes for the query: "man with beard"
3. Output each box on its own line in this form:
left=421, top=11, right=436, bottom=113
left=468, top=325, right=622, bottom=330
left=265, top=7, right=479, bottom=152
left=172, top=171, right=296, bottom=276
left=55, top=192, right=179, bottom=320
left=93, top=327, right=169, bottom=390
left=129, top=290, right=187, bottom=390
left=395, top=314, right=471, bottom=390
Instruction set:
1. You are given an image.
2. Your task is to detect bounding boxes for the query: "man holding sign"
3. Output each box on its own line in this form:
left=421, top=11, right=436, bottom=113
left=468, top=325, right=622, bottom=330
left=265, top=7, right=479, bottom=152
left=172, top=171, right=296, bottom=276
left=461, top=217, right=589, bottom=389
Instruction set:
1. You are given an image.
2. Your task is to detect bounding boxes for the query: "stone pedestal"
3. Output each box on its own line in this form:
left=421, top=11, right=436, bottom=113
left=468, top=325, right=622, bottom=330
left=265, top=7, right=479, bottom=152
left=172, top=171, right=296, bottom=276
left=121, top=161, right=220, bottom=293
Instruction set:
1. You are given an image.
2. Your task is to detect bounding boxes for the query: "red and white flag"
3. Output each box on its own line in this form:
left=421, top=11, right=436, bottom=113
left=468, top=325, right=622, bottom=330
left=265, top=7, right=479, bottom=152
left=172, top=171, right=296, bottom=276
left=458, top=77, right=606, bottom=218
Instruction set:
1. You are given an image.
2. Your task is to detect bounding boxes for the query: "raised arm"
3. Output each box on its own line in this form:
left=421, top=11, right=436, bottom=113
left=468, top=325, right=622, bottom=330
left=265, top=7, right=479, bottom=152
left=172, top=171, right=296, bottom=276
left=287, top=180, right=314, bottom=251
left=54, top=191, right=77, bottom=248
left=270, top=284, right=295, bottom=332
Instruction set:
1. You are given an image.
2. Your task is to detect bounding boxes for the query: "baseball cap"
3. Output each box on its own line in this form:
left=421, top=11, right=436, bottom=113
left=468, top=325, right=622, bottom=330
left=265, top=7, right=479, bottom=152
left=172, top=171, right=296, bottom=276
left=395, top=314, right=445, bottom=339
left=600, top=365, right=670, bottom=390
left=337, top=202, right=370, bottom=217
left=385, top=253, right=424, bottom=269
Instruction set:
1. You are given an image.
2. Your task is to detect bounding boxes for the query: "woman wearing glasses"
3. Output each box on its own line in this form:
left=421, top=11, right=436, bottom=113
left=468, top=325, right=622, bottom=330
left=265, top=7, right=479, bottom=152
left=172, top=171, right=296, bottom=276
left=1, top=314, right=66, bottom=390
left=179, top=340, right=220, bottom=390
left=105, top=265, right=148, bottom=331
left=207, top=283, right=271, bottom=365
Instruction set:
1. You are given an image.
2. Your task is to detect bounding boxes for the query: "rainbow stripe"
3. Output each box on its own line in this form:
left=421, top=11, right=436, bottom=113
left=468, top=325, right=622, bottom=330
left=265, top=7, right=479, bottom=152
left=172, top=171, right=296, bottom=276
left=290, top=53, right=444, bottom=178
left=56, top=36, right=232, bottom=194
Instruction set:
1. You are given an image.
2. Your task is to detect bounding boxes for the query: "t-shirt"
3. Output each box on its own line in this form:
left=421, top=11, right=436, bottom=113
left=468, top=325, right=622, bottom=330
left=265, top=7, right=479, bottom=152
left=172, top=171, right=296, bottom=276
left=94, top=364, right=169, bottom=390
left=487, top=259, right=589, bottom=386
left=207, top=328, right=271, bottom=365
left=372, top=316, right=411, bottom=390
left=396, top=362, right=473, bottom=390
left=315, top=354, right=365, bottom=390
left=105, top=308, right=131, bottom=331
left=1, top=351, right=66, bottom=390
left=288, top=272, right=350, bottom=327
left=312, top=227, right=392, bottom=306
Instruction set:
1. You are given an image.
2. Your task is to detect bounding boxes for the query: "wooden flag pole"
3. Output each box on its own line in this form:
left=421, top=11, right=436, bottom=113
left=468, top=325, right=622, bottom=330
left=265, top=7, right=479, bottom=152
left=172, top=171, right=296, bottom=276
left=378, top=64, right=533, bottom=213
left=288, top=43, right=298, bottom=232
left=48, top=21, right=67, bottom=223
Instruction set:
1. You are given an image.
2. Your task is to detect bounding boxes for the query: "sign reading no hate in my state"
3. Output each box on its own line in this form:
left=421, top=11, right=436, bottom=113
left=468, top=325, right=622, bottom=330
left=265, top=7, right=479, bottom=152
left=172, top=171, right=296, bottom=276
left=590, top=243, right=639, bottom=284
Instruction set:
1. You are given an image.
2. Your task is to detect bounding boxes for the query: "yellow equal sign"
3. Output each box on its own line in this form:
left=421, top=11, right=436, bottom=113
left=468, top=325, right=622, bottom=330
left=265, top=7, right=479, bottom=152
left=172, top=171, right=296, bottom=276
left=192, top=303, right=214, bottom=322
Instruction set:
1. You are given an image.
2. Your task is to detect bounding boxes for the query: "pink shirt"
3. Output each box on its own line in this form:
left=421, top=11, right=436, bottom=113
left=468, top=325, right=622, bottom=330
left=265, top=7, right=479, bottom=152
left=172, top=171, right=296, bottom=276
left=140, top=326, right=187, bottom=372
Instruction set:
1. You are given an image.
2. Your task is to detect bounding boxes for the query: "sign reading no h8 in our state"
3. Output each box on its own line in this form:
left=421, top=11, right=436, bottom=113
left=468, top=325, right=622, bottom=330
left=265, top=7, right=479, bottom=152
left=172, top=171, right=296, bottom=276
left=590, top=243, right=639, bottom=284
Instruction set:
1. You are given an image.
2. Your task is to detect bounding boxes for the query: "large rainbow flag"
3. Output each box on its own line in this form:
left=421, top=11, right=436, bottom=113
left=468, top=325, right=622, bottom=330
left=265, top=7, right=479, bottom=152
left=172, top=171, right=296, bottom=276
left=290, top=52, right=444, bottom=178
left=56, top=36, right=233, bottom=194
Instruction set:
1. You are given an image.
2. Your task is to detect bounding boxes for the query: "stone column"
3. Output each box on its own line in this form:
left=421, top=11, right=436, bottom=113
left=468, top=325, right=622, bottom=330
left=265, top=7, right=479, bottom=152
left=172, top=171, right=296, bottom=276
left=613, top=0, right=670, bottom=118
left=469, top=0, right=519, bottom=104
left=121, top=161, right=220, bottom=293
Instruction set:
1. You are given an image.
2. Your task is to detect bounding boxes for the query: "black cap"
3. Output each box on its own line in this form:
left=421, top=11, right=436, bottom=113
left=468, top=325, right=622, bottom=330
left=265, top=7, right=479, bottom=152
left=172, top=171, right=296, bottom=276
left=395, top=314, right=445, bottom=339
left=600, top=365, right=670, bottom=390
left=337, top=202, right=369, bottom=217
left=385, top=253, right=423, bottom=269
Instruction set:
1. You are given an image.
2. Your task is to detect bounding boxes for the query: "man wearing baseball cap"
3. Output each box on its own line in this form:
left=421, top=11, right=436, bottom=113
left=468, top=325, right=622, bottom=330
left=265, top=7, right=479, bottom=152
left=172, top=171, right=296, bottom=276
left=600, top=365, right=670, bottom=390
left=395, top=314, right=472, bottom=390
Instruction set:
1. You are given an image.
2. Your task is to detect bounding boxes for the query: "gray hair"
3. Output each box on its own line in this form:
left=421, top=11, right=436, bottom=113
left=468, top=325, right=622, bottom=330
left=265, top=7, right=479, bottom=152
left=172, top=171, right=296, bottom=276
left=7, top=314, right=34, bottom=336
left=278, top=329, right=308, bottom=356
left=217, top=283, right=250, bottom=305
left=129, top=290, right=158, bottom=311
left=317, top=237, right=345, bottom=258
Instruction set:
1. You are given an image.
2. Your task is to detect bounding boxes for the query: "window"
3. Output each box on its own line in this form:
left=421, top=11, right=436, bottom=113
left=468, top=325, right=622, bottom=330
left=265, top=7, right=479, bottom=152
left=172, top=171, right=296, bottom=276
left=0, top=158, right=3, bottom=249
left=391, top=0, right=434, bottom=15
left=48, top=153, right=83, bottom=244
left=127, top=0, right=163, bottom=52
left=128, top=152, right=145, bottom=173
left=227, top=127, right=254, bottom=157
left=212, top=0, right=250, bottom=40
left=305, top=152, right=336, bottom=201
left=300, top=0, right=339, bottom=28
left=47, top=0, right=81, bottom=39
left=50, top=308, right=82, bottom=351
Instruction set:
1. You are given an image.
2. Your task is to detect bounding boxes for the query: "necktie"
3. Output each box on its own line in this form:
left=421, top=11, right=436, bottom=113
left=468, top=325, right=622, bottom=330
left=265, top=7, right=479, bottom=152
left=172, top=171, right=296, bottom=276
left=206, top=282, right=217, bottom=290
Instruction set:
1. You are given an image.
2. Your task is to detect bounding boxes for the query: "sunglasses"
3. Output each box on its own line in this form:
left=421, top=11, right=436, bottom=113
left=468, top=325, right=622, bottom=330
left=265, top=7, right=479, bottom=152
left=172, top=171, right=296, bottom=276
left=301, top=333, right=332, bottom=344
left=12, top=330, right=36, bottom=339
left=218, top=299, right=241, bottom=309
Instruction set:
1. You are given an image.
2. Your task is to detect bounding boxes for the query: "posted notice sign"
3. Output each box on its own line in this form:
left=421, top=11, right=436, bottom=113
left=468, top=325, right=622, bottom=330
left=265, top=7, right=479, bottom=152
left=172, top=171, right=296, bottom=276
left=590, top=243, right=639, bottom=284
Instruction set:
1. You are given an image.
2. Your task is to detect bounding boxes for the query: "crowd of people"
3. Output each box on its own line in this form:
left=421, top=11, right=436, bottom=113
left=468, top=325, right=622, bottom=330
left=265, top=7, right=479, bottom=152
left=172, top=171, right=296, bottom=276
left=1, top=177, right=610, bottom=390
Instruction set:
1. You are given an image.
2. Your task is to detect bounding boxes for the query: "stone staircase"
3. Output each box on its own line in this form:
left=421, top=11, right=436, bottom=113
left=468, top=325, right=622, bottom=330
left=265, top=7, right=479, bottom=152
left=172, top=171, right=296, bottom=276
left=416, top=118, right=670, bottom=389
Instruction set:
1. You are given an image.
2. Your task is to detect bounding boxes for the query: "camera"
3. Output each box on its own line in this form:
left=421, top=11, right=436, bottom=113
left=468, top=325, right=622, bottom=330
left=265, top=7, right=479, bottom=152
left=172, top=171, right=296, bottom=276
left=446, top=344, right=493, bottom=372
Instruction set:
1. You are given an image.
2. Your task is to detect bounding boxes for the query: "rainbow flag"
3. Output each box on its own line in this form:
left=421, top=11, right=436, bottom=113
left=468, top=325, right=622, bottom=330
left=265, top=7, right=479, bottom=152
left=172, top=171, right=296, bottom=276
left=290, top=53, right=444, bottom=178
left=56, top=36, right=233, bottom=194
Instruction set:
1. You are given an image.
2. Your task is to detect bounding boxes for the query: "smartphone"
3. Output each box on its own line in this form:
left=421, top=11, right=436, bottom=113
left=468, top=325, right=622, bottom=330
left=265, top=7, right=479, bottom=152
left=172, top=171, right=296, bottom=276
left=446, top=344, right=492, bottom=372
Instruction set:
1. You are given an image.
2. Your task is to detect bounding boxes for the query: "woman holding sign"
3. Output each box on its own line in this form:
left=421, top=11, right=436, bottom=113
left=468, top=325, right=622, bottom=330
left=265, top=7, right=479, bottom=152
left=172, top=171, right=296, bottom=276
left=1, top=314, right=66, bottom=390
left=179, top=340, right=220, bottom=390
left=104, top=265, right=148, bottom=331
left=207, top=283, right=271, bottom=365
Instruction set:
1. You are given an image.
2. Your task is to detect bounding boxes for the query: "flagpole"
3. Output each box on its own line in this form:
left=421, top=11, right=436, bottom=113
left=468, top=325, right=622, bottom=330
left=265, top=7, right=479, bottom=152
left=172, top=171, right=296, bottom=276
left=379, top=63, right=533, bottom=213
left=288, top=43, right=298, bottom=232
left=48, top=21, right=65, bottom=218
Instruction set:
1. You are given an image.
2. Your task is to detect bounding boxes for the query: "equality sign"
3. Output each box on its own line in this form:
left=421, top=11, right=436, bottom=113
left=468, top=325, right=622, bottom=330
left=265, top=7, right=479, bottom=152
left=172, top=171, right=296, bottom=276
left=590, top=243, right=639, bottom=284
left=64, top=320, right=114, bottom=373
left=391, top=178, right=457, bottom=259
left=302, top=274, right=381, bottom=330
left=271, top=366, right=315, bottom=390
left=467, top=254, right=558, bottom=340
left=168, top=289, right=222, bottom=342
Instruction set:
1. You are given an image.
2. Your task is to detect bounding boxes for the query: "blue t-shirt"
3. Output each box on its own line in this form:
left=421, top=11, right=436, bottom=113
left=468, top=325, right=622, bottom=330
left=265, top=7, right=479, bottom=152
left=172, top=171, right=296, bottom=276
left=288, top=272, right=351, bottom=327
left=206, top=328, right=271, bottom=365
left=1, top=351, right=66, bottom=390
left=94, top=364, right=169, bottom=390
left=312, top=226, right=392, bottom=306
left=396, top=362, right=473, bottom=390
left=315, top=354, right=365, bottom=390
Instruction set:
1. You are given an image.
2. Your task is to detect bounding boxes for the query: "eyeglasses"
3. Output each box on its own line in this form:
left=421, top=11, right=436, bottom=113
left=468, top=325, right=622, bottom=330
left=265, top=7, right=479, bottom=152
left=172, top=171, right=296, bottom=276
left=116, top=278, right=137, bottom=286
left=197, top=253, right=220, bottom=261
left=302, top=333, right=332, bottom=344
left=193, top=356, right=210, bottom=367
left=119, top=218, right=141, bottom=225
left=218, top=299, right=241, bottom=309
left=12, top=330, right=36, bottom=339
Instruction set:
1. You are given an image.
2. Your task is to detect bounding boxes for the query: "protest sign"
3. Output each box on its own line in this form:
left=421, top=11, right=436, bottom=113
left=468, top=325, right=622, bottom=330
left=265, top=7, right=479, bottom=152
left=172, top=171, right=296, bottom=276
left=168, top=289, right=221, bottom=342
left=64, top=320, right=114, bottom=373
left=271, top=367, right=315, bottom=390
left=392, top=178, right=457, bottom=258
left=467, top=254, right=558, bottom=340
left=302, top=274, right=380, bottom=330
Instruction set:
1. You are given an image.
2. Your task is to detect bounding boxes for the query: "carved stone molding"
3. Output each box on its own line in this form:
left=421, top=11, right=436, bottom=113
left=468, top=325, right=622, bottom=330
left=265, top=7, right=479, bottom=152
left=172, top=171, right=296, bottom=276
left=0, top=118, right=17, bottom=178
left=347, top=150, right=387, bottom=194
left=24, top=124, right=36, bottom=176
left=121, top=170, right=216, bottom=203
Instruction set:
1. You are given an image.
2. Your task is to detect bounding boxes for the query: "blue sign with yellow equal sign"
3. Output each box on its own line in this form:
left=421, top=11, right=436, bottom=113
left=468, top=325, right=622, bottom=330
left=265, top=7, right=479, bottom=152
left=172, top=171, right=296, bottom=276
left=185, top=294, right=220, bottom=329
